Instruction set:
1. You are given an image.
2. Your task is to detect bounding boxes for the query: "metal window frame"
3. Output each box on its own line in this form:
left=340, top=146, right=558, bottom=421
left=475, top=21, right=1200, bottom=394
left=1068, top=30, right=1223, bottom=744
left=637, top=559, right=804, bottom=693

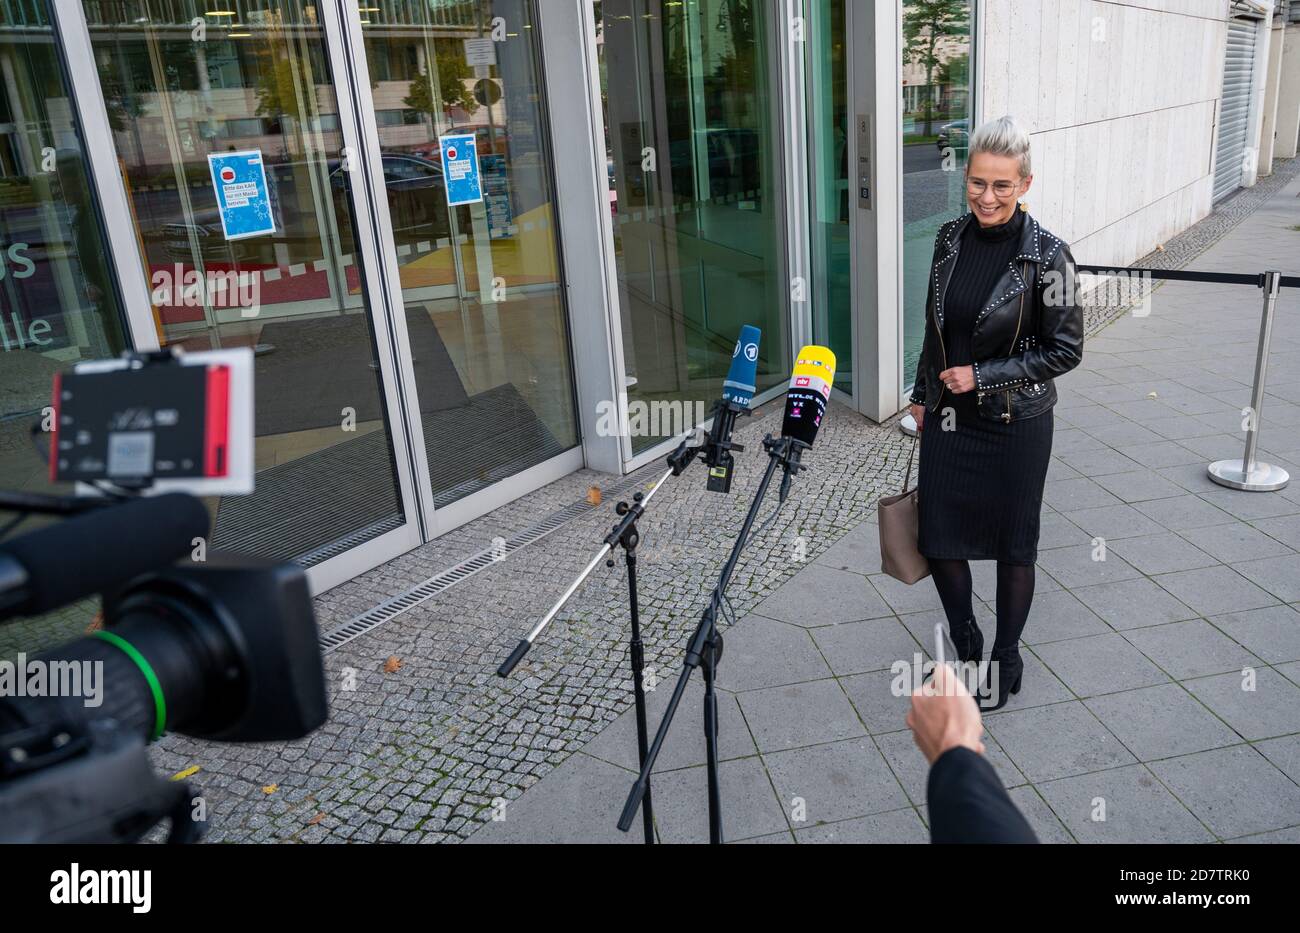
left=850, top=0, right=903, bottom=423
left=837, top=0, right=860, bottom=409
left=324, top=0, right=434, bottom=543
left=56, top=1, right=426, bottom=595
left=782, top=0, right=813, bottom=358
left=50, top=3, right=160, bottom=354
left=1212, top=5, right=1271, bottom=201
left=799, top=0, right=859, bottom=409
left=535, top=0, right=626, bottom=475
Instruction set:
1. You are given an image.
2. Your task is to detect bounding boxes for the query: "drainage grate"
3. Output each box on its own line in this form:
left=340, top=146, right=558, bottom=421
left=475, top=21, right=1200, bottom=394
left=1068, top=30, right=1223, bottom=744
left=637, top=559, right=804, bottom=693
left=296, top=515, right=406, bottom=568
left=318, top=471, right=652, bottom=653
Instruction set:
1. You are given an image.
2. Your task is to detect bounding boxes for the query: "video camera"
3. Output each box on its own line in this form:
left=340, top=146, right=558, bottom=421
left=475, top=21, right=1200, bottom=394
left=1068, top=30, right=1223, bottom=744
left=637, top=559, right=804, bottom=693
left=0, top=348, right=328, bottom=843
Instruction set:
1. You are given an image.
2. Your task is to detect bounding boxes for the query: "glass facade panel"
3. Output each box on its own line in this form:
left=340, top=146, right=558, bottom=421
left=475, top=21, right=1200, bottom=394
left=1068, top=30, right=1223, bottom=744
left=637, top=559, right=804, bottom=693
left=807, top=0, right=850, bottom=395
left=0, top=0, right=128, bottom=654
left=358, top=0, right=579, bottom=507
left=87, top=1, right=406, bottom=564
left=901, top=0, right=972, bottom=390
left=1, top=3, right=128, bottom=485
left=594, top=0, right=790, bottom=454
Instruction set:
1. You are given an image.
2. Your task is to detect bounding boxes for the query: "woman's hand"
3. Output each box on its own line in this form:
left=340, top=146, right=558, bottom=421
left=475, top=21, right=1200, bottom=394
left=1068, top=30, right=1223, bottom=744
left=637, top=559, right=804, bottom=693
left=910, top=403, right=925, bottom=432
left=938, top=365, right=975, bottom=394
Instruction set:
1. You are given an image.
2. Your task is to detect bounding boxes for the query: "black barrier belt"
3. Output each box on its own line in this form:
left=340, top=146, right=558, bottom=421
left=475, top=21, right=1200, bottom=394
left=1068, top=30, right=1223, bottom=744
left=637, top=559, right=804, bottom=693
left=1075, top=264, right=1300, bottom=289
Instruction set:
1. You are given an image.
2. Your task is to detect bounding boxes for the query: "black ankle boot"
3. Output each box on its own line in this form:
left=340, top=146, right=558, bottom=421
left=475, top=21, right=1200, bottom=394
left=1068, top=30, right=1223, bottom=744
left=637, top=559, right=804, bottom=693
left=979, top=648, right=1023, bottom=712
left=950, top=617, right=984, bottom=665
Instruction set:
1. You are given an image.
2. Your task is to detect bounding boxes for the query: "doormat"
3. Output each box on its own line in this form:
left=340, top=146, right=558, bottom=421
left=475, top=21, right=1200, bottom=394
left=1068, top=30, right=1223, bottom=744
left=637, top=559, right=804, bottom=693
left=212, top=382, right=568, bottom=562
left=251, top=307, right=469, bottom=437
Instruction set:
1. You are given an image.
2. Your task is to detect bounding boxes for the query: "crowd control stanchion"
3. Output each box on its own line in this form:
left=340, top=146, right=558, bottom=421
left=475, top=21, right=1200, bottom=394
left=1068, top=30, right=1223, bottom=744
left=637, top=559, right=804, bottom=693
left=1209, top=270, right=1290, bottom=492
left=945, top=261, right=1296, bottom=491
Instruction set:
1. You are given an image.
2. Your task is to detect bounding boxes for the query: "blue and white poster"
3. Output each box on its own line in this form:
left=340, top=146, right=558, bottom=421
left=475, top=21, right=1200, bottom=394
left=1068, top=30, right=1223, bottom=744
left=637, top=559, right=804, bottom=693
left=438, top=134, right=483, bottom=207
left=207, top=150, right=276, bottom=241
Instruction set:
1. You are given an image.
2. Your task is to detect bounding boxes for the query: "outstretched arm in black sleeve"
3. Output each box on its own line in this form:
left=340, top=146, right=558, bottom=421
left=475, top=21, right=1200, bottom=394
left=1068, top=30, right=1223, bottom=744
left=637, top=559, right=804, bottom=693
left=927, top=746, right=1039, bottom=844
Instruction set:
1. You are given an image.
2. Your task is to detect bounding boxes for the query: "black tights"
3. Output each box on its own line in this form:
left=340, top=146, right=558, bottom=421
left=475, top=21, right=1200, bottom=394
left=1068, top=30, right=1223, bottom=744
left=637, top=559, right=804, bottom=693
left=929, top=558, right=1035, bottom=654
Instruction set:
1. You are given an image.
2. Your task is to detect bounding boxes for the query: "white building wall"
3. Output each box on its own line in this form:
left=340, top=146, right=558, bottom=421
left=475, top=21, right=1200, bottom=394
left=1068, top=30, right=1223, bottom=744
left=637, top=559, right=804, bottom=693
left=1259, top=16, right=1286, bottom=174
left=978, top=0, right=1228, bottom=266
left=1277, top=24, right=1300, bottom=159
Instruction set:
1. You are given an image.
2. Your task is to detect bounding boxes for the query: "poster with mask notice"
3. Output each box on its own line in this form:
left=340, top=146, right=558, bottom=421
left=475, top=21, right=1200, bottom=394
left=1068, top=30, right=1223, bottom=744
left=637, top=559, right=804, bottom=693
left=439, top=134, right=483, bottom=207
left=207, top=150, right=276, bottom=241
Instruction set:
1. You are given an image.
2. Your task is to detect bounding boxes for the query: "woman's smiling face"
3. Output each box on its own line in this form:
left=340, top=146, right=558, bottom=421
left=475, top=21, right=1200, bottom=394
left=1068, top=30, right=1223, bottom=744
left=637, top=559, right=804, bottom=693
left=965, top=151, right=1032, bottom=227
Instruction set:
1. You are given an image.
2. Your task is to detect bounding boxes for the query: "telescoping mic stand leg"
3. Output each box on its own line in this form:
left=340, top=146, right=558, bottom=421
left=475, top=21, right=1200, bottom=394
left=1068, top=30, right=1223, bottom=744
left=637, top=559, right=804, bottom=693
left=699, top=602, right=723, bottom=844
left=496, top=468, right=676, bottom=844
left=607, top=495, right=656, bottom=844
left=619, top=436, right=800, bottom=843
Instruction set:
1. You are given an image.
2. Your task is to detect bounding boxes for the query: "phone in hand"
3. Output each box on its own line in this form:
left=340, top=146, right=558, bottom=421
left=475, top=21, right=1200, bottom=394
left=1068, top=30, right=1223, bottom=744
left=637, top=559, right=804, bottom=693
left=934, top=621, right=959, bottom=671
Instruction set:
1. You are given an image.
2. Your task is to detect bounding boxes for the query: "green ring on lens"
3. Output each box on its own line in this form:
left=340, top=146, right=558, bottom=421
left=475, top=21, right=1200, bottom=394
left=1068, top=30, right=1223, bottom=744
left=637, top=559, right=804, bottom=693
left=92, top=630, right=167, bottom=741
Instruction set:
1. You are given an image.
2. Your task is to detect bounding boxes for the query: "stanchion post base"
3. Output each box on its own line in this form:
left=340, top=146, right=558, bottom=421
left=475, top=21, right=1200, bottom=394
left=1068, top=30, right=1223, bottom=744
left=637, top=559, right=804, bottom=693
left=1208, top=459, right=1290, bottom=492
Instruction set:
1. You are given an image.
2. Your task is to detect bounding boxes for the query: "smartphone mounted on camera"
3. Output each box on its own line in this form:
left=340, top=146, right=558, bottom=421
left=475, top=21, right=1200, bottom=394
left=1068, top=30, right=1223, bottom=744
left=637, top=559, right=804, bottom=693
left=48, top=347, right=254, bottom=497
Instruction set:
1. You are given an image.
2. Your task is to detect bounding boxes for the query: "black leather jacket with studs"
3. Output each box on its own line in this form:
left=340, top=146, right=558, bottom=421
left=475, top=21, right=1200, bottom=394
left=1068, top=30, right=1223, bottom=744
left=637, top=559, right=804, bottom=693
left=909, top=210, right=1084, bottom=423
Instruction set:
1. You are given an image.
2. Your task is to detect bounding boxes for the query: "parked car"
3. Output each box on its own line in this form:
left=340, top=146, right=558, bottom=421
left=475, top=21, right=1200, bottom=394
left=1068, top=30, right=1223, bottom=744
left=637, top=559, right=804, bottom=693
left=936, top=119, right=968, bottom=153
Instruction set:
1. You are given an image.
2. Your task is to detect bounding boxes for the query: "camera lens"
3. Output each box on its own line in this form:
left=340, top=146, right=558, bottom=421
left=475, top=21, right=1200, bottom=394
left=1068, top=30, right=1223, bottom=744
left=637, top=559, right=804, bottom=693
left=0, top=583, right=241, bottom=743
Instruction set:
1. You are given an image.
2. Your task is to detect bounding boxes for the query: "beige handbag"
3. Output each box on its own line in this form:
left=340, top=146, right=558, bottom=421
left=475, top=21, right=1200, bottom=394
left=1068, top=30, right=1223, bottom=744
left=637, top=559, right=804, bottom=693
left=878, top=437, right=930, bottom=584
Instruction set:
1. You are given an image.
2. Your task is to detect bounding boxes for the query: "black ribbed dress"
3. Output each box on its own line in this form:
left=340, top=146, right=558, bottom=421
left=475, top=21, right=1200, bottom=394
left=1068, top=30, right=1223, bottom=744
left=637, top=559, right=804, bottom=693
left=917, top=208, right=1053, bottom=566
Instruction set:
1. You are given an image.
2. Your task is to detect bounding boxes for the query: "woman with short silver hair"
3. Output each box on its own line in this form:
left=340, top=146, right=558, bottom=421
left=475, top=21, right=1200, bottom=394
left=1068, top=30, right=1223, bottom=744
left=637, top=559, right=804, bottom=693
left=908, top=115, right=1084, bottom=710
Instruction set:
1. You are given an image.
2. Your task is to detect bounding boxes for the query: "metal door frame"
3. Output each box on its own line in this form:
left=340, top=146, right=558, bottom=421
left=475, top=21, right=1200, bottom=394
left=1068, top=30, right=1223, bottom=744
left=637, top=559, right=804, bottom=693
left=329, top=0, right=588, bottom=546
left=56, top=1, right=426, bottom=594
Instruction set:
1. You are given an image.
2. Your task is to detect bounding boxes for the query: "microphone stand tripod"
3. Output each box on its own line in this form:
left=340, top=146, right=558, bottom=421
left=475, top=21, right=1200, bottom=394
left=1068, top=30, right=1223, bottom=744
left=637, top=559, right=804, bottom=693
left=617, top=433, right=809, bottom=844
left=496, top=437, right=703, bottom=843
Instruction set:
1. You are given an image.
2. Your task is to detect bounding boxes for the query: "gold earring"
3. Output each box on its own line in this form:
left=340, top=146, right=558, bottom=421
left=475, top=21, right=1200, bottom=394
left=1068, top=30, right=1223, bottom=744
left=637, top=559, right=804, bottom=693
left=1019, top=200, right=1029, bottom=212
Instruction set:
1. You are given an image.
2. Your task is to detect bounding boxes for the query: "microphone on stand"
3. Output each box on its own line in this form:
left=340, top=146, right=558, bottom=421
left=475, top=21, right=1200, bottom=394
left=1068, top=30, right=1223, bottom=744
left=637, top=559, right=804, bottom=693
left=616, top=343, right=837, bottom=843
left=701, top=325, right=761, bottom=494
left=777, top=346, right=837, bottom=502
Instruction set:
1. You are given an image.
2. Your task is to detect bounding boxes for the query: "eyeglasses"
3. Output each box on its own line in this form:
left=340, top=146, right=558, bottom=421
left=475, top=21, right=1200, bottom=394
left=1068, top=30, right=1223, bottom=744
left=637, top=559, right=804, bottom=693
left=966, top=178, right=1019, bottom=198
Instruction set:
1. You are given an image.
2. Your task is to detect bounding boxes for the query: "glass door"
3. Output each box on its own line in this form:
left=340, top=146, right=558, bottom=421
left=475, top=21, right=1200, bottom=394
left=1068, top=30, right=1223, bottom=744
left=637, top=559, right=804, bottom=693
left=84, top=0, right=417, bottom=567
left=352, top=0, right=580, bottom=510
left=593, top=0, right=791, bottom=456
left=806, top=0, right=851, bottom=397
left=901, top=0, right=973, bottom=395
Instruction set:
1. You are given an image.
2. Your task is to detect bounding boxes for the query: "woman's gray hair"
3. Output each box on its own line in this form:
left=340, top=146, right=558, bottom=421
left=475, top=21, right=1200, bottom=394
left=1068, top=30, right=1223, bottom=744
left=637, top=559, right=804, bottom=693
left=969, top=115, right=1032, bottom=178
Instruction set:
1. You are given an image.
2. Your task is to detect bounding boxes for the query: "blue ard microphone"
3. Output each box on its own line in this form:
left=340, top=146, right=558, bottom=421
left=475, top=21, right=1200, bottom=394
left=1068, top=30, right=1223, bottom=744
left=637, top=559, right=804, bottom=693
left=723, top=325, right=760, bottom=407
left=703, top=325, right=761, bottom=493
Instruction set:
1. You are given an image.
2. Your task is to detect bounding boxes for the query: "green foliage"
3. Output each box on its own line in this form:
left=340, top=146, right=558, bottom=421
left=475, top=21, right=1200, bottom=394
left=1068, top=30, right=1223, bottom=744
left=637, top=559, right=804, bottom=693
left=902, top=0, right=970, bottom=136
left=404, top=56, right=479, bottom=119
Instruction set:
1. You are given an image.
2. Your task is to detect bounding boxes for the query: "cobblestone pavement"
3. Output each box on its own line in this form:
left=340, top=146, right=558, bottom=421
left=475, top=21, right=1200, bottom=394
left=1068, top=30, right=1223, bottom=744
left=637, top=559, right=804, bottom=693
left=472, top=162, right=1300, bottom=843
left=147, top=376, right=914, bottom=842
left=57, top=155, right=1300, bottom=843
